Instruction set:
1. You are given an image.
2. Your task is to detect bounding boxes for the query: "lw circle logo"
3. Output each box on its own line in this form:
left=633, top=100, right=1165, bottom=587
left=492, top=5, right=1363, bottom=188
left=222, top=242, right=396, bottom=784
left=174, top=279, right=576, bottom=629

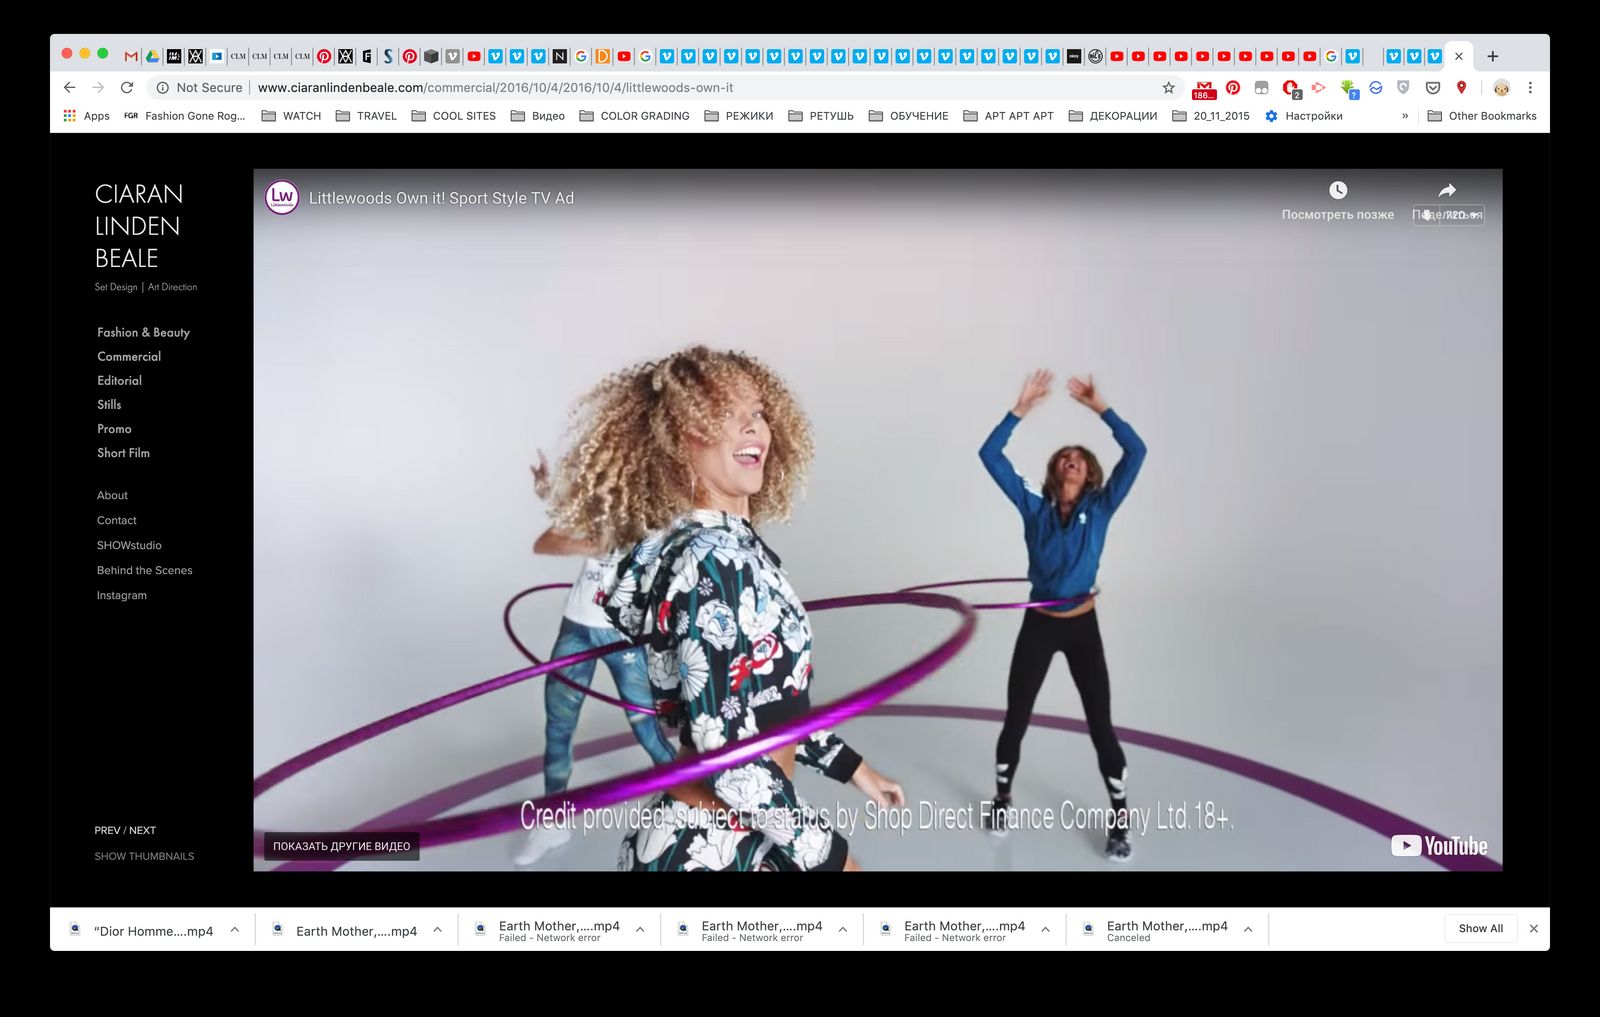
left=265, top=179, right=299, bottom=215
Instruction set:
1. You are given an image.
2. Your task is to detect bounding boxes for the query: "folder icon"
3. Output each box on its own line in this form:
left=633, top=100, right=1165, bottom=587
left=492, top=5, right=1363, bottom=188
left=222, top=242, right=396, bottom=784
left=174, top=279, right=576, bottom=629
left=1171, top=110, right=1187, bottom=122
left=788, top=109, right=803, bottom=122
left=260, top=110, right=276, bottom=122
left=705, top=110, right=720, bottom=121
left=1427, top=109, right=1442, bottom=121
left=579, top=110, right=594, bottom=122
left=510, top=110, right=525, bottom=122
left=1067, top=109, right=1084, bottom=122
left=334, top=109, right=350, bottom=122
left=963, top=109, right=978, bottom=121
left=410, top=110, right=425, bottom=122
left=868, top=109, right=884, bottom=121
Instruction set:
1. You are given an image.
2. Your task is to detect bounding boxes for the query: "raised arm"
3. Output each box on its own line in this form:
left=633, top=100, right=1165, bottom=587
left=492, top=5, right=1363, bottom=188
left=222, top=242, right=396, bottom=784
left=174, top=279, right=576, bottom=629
left=1068, top=374, right=1146, bottom=514
left=979, top=370, right=1053, bottom=513
left=532, top=527, right=601, bottom=557
left=530, top=451, right=603, bottom=555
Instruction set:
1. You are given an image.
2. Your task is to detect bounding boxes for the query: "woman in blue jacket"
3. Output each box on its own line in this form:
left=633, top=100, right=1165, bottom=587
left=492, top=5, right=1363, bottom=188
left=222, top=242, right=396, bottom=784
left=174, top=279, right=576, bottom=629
left=978, top=370, right=1146, bottom=861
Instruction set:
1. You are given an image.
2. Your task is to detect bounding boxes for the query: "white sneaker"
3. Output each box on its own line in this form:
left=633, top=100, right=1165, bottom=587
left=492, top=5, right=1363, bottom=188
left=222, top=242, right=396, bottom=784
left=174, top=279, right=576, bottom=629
left=512, top=824, right=571, bottom=866
left=1105, top=829, right=1133, bottom=863
left=982, top=797, right=1012, bottom=837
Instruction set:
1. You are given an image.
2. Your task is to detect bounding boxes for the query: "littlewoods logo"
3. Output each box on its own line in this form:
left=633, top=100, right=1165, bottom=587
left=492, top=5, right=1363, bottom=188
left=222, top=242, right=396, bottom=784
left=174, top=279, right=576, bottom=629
left=265, top=180, right=299, bottom=214
left=1392, top=834, right=1490, bottom=857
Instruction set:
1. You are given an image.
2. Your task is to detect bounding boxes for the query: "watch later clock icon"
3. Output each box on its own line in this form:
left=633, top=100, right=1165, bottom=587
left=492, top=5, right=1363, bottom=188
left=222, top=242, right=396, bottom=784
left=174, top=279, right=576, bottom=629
left=1329, top=180, right=1349, bottom=199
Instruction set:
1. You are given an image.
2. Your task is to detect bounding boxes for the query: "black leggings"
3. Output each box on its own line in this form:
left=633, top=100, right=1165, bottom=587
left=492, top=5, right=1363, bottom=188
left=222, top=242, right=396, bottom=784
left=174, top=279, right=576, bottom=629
left=995, top=608, right=1128, bottom=823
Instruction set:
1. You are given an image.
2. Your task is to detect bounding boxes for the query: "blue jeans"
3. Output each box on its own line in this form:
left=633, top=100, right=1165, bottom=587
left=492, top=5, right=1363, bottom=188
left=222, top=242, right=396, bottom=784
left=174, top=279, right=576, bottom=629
left=544, top=617, right=676, bottom=795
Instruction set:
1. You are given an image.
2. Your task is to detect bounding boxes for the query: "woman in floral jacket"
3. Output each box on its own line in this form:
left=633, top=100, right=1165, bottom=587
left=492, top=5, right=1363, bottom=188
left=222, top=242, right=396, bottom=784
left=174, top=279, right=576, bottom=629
left=538, top=346, right=904, bottom=871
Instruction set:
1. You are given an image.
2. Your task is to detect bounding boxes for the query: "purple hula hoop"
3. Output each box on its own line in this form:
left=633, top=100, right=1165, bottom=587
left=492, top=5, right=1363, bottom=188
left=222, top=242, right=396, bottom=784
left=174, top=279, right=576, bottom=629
left=495, top=579, right=1100, bottom=719
left=253, top=589, right=975, bottom=854
left=898, top=577, right=1099, bottom=612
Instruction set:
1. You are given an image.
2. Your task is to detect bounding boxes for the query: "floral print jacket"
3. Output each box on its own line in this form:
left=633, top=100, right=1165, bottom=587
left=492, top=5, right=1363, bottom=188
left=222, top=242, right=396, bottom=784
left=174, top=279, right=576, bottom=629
left=601, top=509, right=862, bottom=870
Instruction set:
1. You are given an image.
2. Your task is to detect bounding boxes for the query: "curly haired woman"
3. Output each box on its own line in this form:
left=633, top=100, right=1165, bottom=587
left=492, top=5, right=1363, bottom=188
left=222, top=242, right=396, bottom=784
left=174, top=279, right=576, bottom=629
left=540, top=345, right=904, bottom=871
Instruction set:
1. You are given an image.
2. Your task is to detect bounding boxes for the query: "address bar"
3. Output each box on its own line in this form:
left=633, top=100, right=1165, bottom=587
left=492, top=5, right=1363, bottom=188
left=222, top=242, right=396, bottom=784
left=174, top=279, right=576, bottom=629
left=135, top=73, right=1188, bottom=101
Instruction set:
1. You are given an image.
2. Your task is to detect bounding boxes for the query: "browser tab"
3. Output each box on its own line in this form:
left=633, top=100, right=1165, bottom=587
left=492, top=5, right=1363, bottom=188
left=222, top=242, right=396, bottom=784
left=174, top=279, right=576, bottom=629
left=1445, top=40, right=1477, bottom=68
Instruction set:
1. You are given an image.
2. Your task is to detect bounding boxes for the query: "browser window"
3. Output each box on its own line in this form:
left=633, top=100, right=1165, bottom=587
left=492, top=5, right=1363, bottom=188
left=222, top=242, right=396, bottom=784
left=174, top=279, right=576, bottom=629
left=48, top=32, right=1550, bottom=954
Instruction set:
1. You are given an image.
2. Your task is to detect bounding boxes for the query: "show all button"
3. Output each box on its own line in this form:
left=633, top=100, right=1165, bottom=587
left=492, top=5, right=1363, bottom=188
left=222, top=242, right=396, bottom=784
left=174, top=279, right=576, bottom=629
left=1444, top=915, right=1517, bottom=943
